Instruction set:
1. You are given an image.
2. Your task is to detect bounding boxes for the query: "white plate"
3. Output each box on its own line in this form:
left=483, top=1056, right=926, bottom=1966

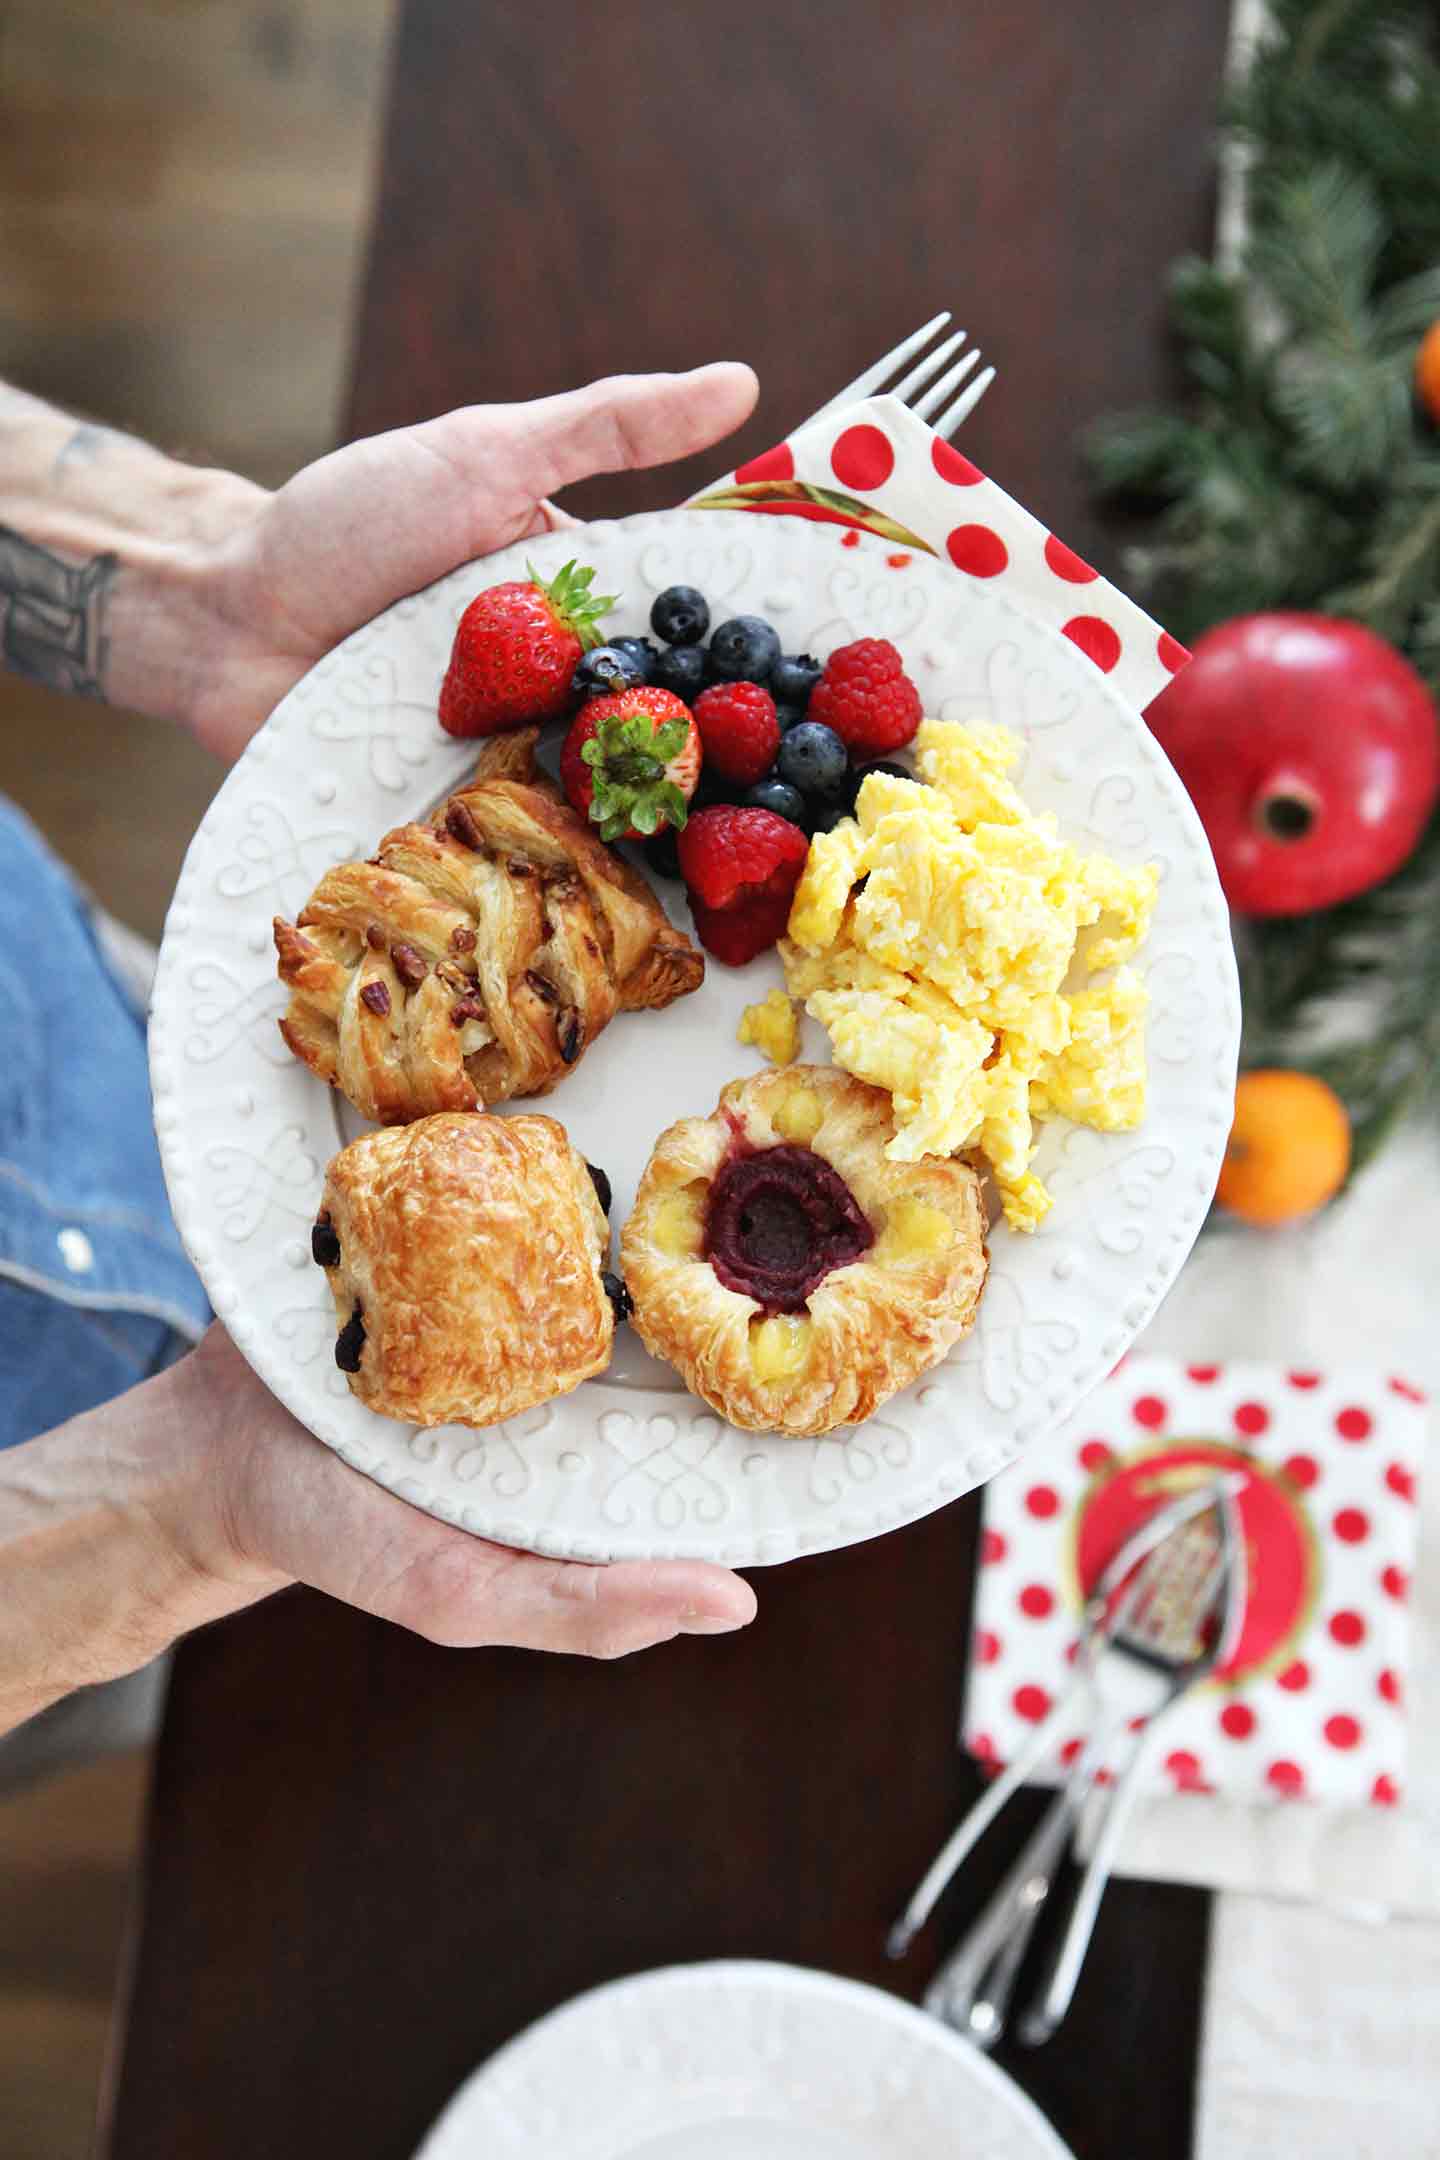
left=150, top=509, right=1239, bottom=1565
left=412, top=1961, right=1076, bottom=2160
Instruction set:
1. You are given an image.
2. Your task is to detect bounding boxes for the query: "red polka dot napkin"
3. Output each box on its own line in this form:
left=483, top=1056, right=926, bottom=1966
left=690, top=394, right=1187, bottom=713
left=965, top=1357, right=1425, bottom=1810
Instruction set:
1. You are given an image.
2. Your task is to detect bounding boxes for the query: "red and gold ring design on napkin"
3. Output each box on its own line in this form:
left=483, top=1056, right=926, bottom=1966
left=967, top=1358, right=1424, bottom=1810
left=1066, top=1440, right=1320, bottom=1687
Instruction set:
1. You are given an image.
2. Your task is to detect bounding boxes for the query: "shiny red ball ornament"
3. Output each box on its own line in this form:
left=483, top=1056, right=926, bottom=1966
left=1147, top=612, right=1440, bottom=916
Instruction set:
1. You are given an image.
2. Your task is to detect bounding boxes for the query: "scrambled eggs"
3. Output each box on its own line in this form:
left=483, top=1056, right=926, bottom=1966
left=775, top=719, right=1156, bottom=1232
left=738, top=987, right=801, bottom=1066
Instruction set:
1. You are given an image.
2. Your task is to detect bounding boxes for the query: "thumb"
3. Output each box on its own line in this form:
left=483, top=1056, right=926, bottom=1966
left=512, top=363, right=760, bottom=498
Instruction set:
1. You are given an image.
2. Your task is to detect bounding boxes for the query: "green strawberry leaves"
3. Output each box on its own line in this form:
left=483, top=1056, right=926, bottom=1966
left=581, top=708, right=692, bottom=842
left=531, top=559, right=618, bottom=654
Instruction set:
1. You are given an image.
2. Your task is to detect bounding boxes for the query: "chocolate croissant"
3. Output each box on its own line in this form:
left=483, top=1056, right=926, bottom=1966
left=273, top=729, right=703, bottom=1124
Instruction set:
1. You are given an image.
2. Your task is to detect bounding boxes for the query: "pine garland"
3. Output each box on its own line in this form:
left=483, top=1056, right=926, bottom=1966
left=1087, top=0, right=1440, bottom=1170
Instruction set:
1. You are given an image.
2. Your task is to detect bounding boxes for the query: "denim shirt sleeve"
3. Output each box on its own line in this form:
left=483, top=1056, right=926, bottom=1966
left=0, top=795, right=209, bottom=1341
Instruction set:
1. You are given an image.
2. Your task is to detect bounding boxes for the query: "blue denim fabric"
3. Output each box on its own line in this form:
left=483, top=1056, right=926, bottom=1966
left=0, top=795, right=209, bottom=1447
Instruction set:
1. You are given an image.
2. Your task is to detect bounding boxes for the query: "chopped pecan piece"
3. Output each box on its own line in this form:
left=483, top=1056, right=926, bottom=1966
left=359, top=981, right=391, bottom=1017
left=391, top=941, right=427, bottom=990
left=450, top=994, right=488, bottom=1027
left=449, top=925, right=477, bottom=955
left=524, top=969, right=559, bottom=1005
left=557, top=1010, right=583, bottom=1064
left=445, top=800, right=483, bottom=850
left=364, top=923, right=386, bottom=951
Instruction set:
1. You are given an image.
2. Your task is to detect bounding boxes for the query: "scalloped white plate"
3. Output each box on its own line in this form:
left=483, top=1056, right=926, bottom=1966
left=412, top=1961, right=1074, bottom=2160
left=150, top=509, right=1238, bottom=1565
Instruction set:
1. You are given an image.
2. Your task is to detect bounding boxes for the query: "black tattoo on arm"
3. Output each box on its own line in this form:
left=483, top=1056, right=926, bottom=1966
left=52, top=422, right=128, bottom=478
left=0, top=527, right=115, bottom=698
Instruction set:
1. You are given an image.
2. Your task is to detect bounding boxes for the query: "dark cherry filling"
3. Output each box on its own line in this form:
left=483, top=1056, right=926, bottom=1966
left=704, top=1145, right=873, bottom=1314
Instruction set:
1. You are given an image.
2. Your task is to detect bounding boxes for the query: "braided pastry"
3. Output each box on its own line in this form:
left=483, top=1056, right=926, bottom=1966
left=273, top=729, right=703, bottom=1123
left=621, top=1065, right=988, bottom=1437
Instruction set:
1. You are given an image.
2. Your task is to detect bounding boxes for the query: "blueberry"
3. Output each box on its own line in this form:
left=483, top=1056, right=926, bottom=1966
left=650, top=642, right=707, bottom=701
left=642, top=825, right=683, bottom=881
left=777, top=721, right=850, bottom=800
left=774, top=701, right=808, bottom=734
left=807, top=800, right=853, bottom=836
left=572, top=644, right=645, bottom=698
left=743, top=778, right=807, bottom=827
left=708, top=615, right=782, bottom=684
left=650, top=585, right=711, bottom=645
left=603, top=1270, right=634, bottom=1323
left=609, top=635, right=659, bottom=680
left=770, top=653, right=823, bottom=708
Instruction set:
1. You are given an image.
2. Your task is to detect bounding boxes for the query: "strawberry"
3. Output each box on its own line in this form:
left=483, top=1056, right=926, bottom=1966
left=807, top=636, right=922, bottom=756
left=560, top=687, right=702, bottom=842
left=692, top=681, right=781, bottom=784
left=439, top=559, right=615, bottom=737
left=677, top=806, right=809, bottom=965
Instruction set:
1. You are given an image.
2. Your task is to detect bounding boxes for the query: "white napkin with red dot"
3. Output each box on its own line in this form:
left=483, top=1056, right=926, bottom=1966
left=965, top=1355, right=1425, bottom=1889
left=690, top=394, right=1185, bottom=713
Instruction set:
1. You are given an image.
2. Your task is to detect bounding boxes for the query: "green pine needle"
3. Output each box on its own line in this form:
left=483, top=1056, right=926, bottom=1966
left=1087, top=0, right=1440, bottom=1180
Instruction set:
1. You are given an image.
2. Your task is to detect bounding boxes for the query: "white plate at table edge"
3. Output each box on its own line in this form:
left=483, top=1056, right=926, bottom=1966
left=150, top=508, right=1239, bottom=1567
left=412, top=1960, right=1077, bottom=2160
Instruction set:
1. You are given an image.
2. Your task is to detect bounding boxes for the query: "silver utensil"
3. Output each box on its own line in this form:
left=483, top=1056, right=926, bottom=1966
left=887, top=1476, right=1245, bottom=1963
left=900, top=1478, right=1245, bottom=2051
left=1016, top=1488, right=1246, bottom=2048
left=795, top=312, right=996, bottom=440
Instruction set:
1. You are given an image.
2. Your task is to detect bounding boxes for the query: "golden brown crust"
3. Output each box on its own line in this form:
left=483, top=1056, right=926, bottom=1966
left=273, top=728, right=703, bottom=1123
left=317, top=1110, right=613, bottom=1428
left=620, top=1066, right=988, bottom=1437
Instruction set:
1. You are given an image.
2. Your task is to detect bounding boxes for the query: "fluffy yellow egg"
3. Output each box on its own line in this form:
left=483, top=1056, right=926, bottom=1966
left=780, top=719, right=1157, bottom=1232
left=737, top=988, right=801, bottom=1066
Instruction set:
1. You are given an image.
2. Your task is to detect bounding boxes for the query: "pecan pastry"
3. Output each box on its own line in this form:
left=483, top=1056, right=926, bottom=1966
left=313, top=1111, right=615, bottom=1427
left=621, top=1066, right=988, bottom=1437
left=274, top=729, right=703, bottom=1124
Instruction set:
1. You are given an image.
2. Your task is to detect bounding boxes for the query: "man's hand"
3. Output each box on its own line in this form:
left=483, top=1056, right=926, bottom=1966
left=0, top=1326, right=756, bottom=1735
left=186, top=365, right=758, bottom=760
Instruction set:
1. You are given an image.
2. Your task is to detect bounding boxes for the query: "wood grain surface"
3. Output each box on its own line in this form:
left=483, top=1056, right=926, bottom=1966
left=107, top=3, right=1232, bottom=2155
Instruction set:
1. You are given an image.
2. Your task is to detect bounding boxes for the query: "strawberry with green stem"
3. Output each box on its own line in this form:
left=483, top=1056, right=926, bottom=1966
left=439, top=559, right=616, bottom=737
left=560, top=687, right=702, bottom=843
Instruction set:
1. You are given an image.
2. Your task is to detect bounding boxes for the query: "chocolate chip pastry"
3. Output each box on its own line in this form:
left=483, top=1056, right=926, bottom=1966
left=313, top=1111, right=619, bottom=1428
left=274, top=728, right=703, bottom=1125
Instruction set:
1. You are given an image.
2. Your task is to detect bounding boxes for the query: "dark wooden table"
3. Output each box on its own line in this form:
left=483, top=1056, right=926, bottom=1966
left=106, top=5, right=1232, bottom=2154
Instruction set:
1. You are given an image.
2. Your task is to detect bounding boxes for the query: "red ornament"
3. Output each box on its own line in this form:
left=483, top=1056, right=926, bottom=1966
left=1146, top=613, right=1440, bottom=915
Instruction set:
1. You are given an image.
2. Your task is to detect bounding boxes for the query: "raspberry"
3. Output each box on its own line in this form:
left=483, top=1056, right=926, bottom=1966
left=808, top=637, right=922, bottom=756
left=678, top=806, right=809, bottom=964
left=689, top=889, right=795, bottom=966
left=693, top=681, right=781, bottom=785
left=678, top=805, right=809, bottom=910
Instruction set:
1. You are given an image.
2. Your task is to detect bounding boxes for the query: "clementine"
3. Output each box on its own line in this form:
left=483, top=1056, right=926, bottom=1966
left=1417, top=321, right=1440, bottom=426
left=1216, top=1070, right=1352, bottom=1225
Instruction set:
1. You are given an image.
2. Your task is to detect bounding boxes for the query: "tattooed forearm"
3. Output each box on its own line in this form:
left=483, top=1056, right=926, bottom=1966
left=51, top=422, right=133, bottom=479
left=0, top=526, right=115, bottom=698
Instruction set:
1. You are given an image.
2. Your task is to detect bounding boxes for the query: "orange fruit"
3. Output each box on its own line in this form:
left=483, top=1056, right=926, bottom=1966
left=1416, top=321, right=1440, bottom=426
left=1216, top=1070, right=1351, bottom=1226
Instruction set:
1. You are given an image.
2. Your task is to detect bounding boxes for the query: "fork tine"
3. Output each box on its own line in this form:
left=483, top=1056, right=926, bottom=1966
left=801, top=312, right=952, bottom=430
left=932, top=363, right=996, bottom=440
left=887, top=328, right=967, bottom=408
left=910, top=347, right=982, bottom=424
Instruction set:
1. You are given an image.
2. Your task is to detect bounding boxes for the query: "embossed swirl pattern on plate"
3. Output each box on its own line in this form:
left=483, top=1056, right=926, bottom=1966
left=150, top=510, right=1239, bottom=1566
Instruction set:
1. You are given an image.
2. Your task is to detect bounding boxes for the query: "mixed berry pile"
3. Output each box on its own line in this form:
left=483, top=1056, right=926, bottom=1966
left=437, top=560, right=924, bottom=967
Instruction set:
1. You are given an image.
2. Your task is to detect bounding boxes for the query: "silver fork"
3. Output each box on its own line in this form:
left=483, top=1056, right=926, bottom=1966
left=922, top=1481, right=1243, bottom=2051
left=796, top=312, right=996, bottom=440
